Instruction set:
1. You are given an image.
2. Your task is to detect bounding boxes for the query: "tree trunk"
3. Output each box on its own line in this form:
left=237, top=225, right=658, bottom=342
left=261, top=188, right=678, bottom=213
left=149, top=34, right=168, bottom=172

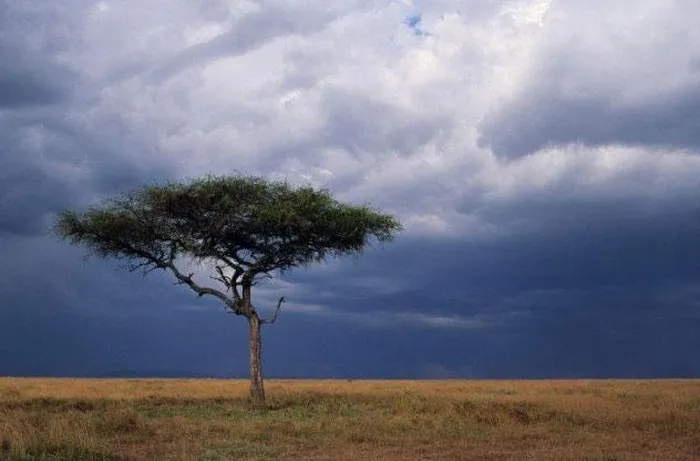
left=248, top=314, right=266, bottom=408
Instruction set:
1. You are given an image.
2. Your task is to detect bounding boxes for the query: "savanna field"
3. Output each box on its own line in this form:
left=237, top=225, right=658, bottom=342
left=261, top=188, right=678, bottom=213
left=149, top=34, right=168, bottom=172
left=0, top=379, right=699, bottom=461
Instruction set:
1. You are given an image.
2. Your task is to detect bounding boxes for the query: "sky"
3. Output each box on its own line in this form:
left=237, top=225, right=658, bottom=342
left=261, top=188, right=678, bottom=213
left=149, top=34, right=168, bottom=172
left=1, top=0, right=700, bottom=379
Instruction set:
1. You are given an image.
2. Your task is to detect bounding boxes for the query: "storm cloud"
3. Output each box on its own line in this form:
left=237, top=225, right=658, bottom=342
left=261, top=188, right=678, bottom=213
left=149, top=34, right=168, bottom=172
left=478, top=0, right=700, bottom=159
left=1, top=0, right=699, bottom=379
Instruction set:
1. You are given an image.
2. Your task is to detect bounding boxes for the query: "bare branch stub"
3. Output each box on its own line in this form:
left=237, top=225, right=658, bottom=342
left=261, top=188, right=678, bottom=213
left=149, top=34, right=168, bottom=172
left=261, top=296, right=285, bottom=325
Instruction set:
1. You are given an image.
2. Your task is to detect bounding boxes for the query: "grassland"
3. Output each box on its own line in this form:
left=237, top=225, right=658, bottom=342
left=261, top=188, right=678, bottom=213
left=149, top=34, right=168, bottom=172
left=0, top=379, right=699, bottom=460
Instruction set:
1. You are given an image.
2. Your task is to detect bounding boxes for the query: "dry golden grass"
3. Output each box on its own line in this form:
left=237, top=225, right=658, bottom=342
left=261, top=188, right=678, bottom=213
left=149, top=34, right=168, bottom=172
left=1, top=378, right=699, bottom=460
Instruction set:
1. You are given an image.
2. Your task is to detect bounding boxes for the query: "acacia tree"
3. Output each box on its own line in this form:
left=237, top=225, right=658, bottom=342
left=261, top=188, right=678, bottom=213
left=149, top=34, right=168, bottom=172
left=54, top=175, right=401, bottom=407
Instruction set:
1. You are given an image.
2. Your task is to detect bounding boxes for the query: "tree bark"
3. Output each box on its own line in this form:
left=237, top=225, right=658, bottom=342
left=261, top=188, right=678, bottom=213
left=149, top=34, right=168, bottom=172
left=248, top=314, right=266, bottom=408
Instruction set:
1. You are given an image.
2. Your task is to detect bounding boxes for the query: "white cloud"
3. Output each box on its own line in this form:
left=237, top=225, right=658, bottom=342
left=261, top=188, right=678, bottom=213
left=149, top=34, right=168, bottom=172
left=10, top=0, right=699, bottom=242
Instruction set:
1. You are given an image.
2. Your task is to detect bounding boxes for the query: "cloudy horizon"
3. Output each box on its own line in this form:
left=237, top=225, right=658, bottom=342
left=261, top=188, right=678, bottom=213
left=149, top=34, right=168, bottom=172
left=1, top=0, right=699, bottom=379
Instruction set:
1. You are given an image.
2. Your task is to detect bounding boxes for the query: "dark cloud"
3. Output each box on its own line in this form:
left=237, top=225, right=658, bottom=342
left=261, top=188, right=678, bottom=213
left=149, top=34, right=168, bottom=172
left=479, top=75, right=700, bottom=159
left=0, top=115, right=72, bottom=236
left=2, top=252, right=698, bottom=379
left=0, top=2, right=80, bottom=109
left=283, top=171, right=700, bottom=310
left=0, top=110, right=172, bottom=236
left=0, top=64, right=68, bottom=108
left=0, top=167, right=70, bottom=236
left=0, top=296, right=247, bottom=377
left=2, top=203, right=700, bottom=379
left=318, top=89, right=452, bottom=157
left=478, top=1, right=700, bottom=159
left=135, top=3, right=346, bottom=84
left=0, top=2, right=156, bottom=237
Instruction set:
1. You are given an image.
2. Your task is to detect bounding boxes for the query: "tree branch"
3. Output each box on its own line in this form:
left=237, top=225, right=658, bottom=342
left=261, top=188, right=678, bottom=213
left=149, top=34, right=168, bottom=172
left=115, top=239, right=244, bottom=316
left=127, top=259, right=159, bottom=274
left=250, top=271, right=274, bottom=286
left=202, top=250, right=246, bottom=300
left=165, top=261, right=242, bottom=314
left=260, top=297, right=285, bottom=325
left=212, top=265, right=231, bottom=290
left=210, top=248, right=247, bottom=272
left=231, top=266, right=245, bottom=298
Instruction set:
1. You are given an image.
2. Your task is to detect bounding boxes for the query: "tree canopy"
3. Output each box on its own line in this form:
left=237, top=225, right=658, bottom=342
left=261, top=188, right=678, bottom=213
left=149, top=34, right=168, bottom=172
left=55, top=175, right=401, bottom=315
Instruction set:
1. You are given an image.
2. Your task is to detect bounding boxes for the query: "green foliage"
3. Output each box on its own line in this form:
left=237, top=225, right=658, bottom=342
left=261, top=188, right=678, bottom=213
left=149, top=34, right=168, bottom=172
left=55, top=175, right=401, bottom=275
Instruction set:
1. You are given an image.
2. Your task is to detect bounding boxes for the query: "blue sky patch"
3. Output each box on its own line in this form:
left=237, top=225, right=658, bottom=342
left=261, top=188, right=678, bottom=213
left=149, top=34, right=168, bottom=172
left=405, top=14, right=430, bottom=36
